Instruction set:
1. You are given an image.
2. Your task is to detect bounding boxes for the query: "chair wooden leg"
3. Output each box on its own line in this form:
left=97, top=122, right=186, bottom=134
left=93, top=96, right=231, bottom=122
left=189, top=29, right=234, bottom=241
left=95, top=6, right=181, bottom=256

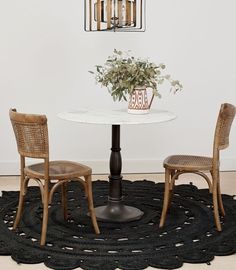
left=212, top=171, right=222, bottom=231
left=40, top=181, right=49, bottom=245
left=13, top=181, right=25, bottom=230
left=14, top=157, right=27, bottom=230
left=13, top=174, right=29, bottom=230
left=159, top=169, right=171, bottom=228
left=85, top=175, right=100, bottom=234
left=61, top=182, right=68, bottom=220
left=217, top=179, right=225, bottom=216
left=168, top=170, right=176, bottom=210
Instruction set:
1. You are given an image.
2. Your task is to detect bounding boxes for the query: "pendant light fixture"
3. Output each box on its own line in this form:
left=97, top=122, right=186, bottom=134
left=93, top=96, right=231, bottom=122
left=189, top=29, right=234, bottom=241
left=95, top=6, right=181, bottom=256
left=84, top=0, right=145, bottom=32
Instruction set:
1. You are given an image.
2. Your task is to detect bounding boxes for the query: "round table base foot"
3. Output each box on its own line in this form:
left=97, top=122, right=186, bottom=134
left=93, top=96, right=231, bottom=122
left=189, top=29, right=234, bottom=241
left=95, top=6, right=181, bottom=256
left=95, top=204, right=144, bottom=222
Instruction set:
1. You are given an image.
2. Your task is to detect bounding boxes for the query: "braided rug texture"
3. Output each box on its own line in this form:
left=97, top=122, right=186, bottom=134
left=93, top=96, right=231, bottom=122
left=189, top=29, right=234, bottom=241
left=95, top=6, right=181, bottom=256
left=1, top=180, right=236, bottom=270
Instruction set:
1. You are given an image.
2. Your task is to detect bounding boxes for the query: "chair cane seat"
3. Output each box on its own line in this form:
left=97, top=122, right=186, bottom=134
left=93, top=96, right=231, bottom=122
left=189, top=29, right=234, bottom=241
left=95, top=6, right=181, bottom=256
left=25, top=160, right=92, bottom=180
left=164, top=155, right=213, bottom=171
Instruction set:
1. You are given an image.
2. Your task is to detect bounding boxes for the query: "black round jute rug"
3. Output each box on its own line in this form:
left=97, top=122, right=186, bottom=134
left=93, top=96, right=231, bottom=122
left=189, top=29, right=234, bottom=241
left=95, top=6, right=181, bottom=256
left=1, top=179, right=236, bottom=270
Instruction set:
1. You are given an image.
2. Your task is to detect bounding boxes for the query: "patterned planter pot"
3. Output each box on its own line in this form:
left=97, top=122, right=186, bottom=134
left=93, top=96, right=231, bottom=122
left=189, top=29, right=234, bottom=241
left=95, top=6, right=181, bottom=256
left=128, top=86, right=154, bottom=114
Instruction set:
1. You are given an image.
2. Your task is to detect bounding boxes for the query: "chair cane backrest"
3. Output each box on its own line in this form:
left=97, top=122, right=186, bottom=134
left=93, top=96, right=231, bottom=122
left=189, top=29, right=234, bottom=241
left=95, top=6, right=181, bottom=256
left=213, top=103, right=236, bottom=153
left=9, top=109, right=49, bottom=159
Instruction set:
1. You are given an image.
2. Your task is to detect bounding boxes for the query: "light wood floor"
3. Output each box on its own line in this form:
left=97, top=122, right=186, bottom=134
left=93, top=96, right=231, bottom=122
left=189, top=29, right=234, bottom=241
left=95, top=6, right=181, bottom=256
left=0, top=172, right=236, bottom=270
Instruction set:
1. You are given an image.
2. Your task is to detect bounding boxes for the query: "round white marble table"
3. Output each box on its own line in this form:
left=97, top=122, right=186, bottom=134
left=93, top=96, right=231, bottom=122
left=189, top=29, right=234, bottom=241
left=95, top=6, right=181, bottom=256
left=58, top=109, right=176, bottom=222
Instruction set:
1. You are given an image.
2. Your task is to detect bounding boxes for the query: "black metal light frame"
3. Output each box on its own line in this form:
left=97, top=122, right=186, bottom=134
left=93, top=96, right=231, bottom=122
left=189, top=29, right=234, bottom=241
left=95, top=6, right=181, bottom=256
left=84, top=0, right=146, bottom=32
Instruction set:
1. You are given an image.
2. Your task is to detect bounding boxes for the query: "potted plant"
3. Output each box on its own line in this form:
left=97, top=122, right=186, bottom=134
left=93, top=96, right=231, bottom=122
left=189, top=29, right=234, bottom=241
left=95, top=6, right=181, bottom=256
left=90, top=49, right=182, bottom=114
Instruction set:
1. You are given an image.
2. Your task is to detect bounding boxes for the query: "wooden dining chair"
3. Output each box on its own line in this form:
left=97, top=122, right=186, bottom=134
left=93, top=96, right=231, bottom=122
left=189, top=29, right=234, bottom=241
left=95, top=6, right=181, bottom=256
left=159, top=103, right=236, bottom=231
left=9, top=108, right=100, bottom=245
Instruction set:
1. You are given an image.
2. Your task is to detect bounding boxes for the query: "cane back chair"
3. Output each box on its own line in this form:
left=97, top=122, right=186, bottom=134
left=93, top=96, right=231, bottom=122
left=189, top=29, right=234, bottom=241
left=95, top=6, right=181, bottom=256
left=159, top=103, right=236, bottom=231
left=9, top=109, right=100, bottom=245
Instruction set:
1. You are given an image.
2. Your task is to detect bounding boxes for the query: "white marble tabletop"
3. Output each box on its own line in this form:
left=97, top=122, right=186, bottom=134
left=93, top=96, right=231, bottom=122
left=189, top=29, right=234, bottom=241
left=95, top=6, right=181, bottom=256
left=58, top=108, right=177, bottom=125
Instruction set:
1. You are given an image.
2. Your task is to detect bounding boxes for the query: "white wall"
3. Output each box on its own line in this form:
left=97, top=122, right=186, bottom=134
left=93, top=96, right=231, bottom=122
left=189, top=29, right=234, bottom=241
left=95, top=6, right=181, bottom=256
left=1, top=0, right=236, bottom=175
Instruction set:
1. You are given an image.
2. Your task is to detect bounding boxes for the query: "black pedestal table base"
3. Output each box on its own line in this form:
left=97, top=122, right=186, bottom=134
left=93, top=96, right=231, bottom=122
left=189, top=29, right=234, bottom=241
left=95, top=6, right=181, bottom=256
left=95, top=124, right=144, bottom=222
